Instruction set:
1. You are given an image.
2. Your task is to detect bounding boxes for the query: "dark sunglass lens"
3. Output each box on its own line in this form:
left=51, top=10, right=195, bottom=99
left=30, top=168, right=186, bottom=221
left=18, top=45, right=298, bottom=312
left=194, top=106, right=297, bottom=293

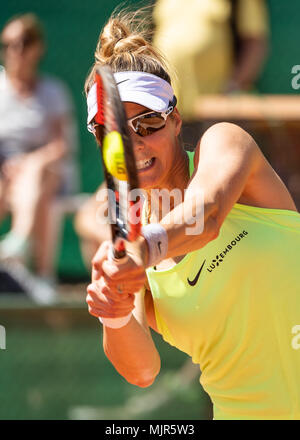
left=134, top=114, right=166, bottom=136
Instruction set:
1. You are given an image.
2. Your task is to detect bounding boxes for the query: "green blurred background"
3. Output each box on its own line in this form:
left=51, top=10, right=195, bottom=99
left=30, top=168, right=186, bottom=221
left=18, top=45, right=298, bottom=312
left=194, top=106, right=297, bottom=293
left=0, top=304, right=212, bottom=420
left=0, top=0, right=300, bottom=420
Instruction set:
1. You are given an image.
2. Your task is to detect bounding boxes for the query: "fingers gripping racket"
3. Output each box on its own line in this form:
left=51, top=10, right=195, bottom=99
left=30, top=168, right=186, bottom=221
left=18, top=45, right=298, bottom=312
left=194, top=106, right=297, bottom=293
left=91, top=65, right=142, bottom=328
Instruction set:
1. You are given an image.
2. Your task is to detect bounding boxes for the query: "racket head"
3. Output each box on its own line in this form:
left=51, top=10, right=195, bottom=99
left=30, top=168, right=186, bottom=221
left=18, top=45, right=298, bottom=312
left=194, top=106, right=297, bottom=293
left=92, top=65, right=142, bottom=257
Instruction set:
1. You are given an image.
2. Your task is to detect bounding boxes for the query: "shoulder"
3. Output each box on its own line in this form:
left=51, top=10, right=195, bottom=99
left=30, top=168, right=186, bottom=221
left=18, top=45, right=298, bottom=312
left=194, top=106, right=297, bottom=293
left=189, top=122, right=262, bottom=214
left=194, top=122, right=260, bottom=166
left=201, top=122, right=256, bottom=146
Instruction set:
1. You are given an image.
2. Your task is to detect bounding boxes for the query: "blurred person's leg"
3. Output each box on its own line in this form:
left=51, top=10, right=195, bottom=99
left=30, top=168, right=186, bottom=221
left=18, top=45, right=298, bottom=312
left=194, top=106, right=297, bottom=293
left=0, top=159, right=40, bottom=260
left=0, top=162, right=59, bottom=302
left=0, top=177, right=9, bottom=224
left=30, top=167, right=62, bottom=278
left=5, top=159, right=61, bottom=277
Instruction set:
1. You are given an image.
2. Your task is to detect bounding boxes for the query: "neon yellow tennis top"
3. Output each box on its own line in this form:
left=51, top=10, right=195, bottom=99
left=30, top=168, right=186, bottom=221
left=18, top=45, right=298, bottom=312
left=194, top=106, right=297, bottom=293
left=145, top=151, right=300, bottom=420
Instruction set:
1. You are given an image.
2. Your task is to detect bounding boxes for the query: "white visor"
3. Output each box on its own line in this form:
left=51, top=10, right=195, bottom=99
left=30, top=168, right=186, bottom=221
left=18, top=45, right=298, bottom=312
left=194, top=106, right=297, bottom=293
left=87, top=71, right=175, bottom=126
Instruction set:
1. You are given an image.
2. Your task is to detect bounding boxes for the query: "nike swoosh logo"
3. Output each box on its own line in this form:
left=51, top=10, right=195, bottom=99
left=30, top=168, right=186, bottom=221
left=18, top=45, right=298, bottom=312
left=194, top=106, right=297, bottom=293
left=187, top=260, right=206, bottom=286
left=117, top=79, right=129, bottom=86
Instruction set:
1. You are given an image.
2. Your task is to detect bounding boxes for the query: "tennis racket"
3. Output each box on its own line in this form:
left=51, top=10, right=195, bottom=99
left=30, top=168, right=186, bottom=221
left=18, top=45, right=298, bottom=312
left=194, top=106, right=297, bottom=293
left=90, top=65, right=142, bottom=328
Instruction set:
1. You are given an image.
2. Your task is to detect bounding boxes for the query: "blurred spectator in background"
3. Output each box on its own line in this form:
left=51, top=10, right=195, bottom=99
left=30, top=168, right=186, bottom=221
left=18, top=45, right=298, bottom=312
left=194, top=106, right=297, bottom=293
left=0, top=13, right=78, bottom=298
left=153, top=0, right=269, bottom=120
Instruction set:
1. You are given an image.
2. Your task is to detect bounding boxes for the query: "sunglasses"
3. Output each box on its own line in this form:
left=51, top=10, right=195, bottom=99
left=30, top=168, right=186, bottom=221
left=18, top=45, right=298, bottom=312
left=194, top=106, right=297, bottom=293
left=0, top=34, right=38, bottom=52
left=127, top=106, right=175, bottom=137
left=88, top=106, right=174, bottom=137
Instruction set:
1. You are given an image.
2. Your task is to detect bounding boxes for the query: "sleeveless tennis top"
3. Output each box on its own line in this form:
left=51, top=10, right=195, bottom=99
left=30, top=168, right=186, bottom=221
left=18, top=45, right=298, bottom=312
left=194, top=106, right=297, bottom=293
left=145, top=151, right=300, bottom=420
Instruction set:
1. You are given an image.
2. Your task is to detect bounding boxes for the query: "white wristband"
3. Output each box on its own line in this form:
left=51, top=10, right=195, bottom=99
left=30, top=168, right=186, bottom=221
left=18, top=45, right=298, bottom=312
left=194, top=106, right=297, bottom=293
left=141, top=223, right=168, bottom=267
left=99, top=313, right=132, bottom=329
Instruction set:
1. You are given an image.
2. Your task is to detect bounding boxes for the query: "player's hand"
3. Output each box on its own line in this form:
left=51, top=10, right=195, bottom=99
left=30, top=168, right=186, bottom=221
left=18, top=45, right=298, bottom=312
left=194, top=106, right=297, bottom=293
left=91, top=238, right=148, bottom=297
left=86, top=276, right=135, bottom=319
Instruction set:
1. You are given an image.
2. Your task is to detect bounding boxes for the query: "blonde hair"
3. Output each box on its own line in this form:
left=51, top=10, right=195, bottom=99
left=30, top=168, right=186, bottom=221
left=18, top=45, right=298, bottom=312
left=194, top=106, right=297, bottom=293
left=84, top=7, right=172, bottom=96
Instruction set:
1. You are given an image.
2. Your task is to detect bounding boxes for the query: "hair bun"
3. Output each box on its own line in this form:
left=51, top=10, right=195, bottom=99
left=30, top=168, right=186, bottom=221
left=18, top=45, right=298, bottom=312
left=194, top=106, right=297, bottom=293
left=96, top=19, right=129, bottom=61
left=114, top=34, right=148, bottom=55
left=85, top=8, right=172, bottom=96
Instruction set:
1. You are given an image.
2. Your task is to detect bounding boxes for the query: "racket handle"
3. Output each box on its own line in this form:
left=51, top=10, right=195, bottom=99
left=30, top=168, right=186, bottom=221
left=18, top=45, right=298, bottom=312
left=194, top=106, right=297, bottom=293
left=99, top=242, right=132, bottom=329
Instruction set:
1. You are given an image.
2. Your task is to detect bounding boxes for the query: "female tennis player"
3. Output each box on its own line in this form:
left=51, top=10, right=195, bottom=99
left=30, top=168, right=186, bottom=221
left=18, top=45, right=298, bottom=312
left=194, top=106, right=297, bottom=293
left=85, top=10, right=300, bottom=420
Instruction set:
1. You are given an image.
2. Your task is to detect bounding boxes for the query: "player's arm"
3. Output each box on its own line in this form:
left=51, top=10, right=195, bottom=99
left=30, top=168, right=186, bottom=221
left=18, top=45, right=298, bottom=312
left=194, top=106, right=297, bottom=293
left=87, top=243, right=161, bottom=388
left=103, top=298, right=161, bottom=388
left=160, top=122, right=260, bottom=258
left=100, top=123, right=260, bottom=291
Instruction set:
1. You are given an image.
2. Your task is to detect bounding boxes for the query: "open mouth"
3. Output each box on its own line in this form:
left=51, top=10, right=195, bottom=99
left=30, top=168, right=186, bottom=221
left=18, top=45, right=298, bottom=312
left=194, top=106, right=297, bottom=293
left=136, top=157, right=155, bottom=172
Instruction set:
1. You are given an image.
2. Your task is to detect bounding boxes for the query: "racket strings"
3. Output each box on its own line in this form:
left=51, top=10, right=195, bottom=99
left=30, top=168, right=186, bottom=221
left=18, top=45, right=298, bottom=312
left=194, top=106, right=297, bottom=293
left=95, top=67, right=141, bottom=246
